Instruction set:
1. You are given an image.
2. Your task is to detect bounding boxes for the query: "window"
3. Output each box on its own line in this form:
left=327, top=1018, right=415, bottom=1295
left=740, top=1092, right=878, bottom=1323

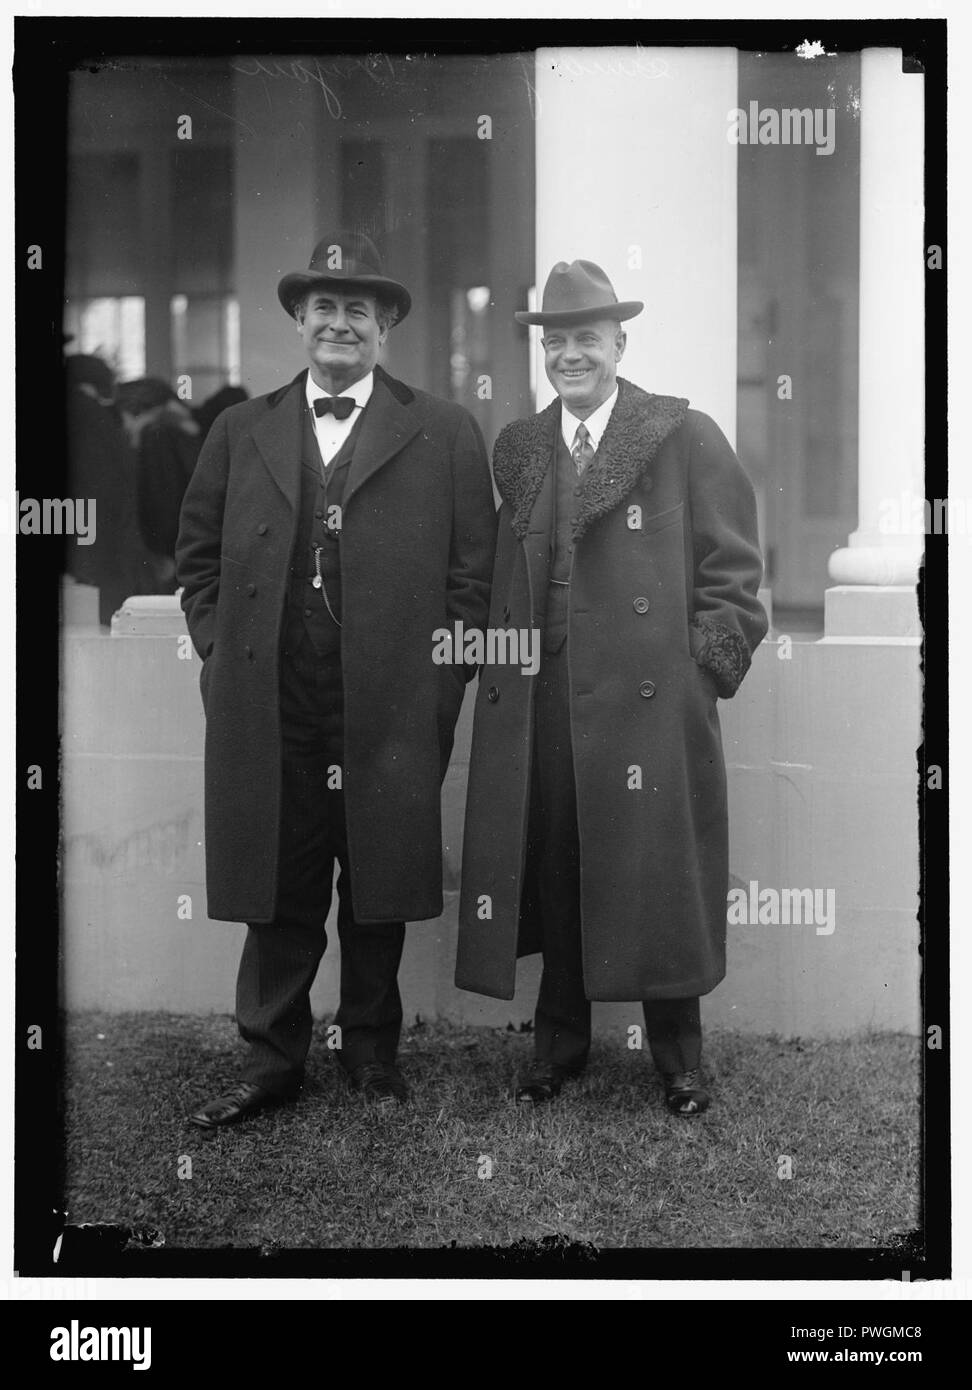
left=63, top=297, right=146, bottom=381
left=170, top=294, right=241, bottom=403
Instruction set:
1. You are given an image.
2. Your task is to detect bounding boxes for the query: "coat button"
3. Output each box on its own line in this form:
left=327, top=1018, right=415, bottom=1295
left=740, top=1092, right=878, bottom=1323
left=487, top=685, right=500, bottom=703
left=639, top=679, right=656, bottom=698
left=244, top=644, right=253, bottom=659
left=315, top=509, right=324, bottom=519
left=257, top=523, right=268, bottom=535
left=633, top=596, right=650, bottom=614
left=247, top=583, right=256, bottom=597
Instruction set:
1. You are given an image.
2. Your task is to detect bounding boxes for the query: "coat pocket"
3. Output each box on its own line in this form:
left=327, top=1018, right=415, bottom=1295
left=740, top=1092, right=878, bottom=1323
left=695, top=659, right=720, bottom=701
left=199, top=652, right=213, bottom=710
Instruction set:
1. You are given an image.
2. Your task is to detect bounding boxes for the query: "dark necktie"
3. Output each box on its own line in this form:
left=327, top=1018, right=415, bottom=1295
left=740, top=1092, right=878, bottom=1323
left=313, top=395, right=356, bottom=420
left=571, top=422, right=595, bottom=475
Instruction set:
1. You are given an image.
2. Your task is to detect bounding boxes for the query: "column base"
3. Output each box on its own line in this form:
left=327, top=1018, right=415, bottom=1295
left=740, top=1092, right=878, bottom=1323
left=827, top=544, right=921, bottom=587
left=823, top=585, right=920, bottom=639
left=111, top=593, right=186, bottom=637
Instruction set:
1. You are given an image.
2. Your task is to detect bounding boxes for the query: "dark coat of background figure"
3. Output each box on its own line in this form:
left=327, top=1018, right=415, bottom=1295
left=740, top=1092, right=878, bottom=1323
left=457, top=378, right=768, bottom=1002
left=176, top=363, right=497, bottom=926
left=119, top=381, right=248, bottom=591
left=134, top=402, right=202, bottom=584
left=65, top=359, right=158, bottom=624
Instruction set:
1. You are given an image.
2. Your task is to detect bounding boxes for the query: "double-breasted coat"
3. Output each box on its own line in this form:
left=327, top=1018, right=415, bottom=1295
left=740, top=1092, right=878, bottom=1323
left=176, top=365, right=497, bottom=926
left=455, top=378, right=767, bottom=1002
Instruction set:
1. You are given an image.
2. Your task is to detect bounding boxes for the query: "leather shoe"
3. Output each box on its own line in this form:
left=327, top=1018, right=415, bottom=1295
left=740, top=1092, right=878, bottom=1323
left=663, top=1068, right=710, bottom=1116
left=188, top=1081, right=290, bottom=1129
left=515, top=1062, right=578, bottom=1104
left=346, top=1061, right=408, bottom=1104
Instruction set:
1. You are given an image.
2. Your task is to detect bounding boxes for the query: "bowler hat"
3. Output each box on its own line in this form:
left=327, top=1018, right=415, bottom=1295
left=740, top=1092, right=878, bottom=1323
left=515, top=259, right=643, bottom=326
left=277, top=230, right=411, bottom=324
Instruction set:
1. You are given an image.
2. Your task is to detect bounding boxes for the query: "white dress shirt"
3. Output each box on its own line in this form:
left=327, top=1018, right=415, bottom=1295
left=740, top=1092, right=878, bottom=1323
left=560, top=384, right=619, bottom=456
left=305, top=369, right=374, bottom=466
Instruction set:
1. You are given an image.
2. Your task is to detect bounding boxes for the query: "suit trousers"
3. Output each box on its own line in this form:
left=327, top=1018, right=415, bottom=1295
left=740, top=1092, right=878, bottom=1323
left=236, top=632, right=405, bottom=1094
left=528, top=641, right=702, bottom=1076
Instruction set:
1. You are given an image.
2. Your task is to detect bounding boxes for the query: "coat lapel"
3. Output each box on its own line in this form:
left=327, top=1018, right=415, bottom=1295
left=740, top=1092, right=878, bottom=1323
left=250, top=371, right=305, bottom=508
left=573, top=379, right=688, bottom=537
left=248, top=365, right=423, bottom=510
left=523, top=457, right=555, bottom=621
left=493, top=379, right=690, bottom=543
left=492, top=401, right=559, bottom=618
left=493, top=397, right=560, bottom=541
left=344, top=366, right=423, bottom=508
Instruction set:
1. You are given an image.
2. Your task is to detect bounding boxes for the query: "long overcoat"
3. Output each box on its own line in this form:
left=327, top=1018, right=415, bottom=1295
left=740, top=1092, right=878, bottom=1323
left=455, top=378, right=767, bottom=1002
left=176, top=365, right=497, bottom=925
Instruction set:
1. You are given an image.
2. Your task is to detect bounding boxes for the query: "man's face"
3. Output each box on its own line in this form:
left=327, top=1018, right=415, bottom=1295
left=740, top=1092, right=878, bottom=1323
left=295, top=288, right=386, bottom=386
left=541, top=318, right=625, bottom=417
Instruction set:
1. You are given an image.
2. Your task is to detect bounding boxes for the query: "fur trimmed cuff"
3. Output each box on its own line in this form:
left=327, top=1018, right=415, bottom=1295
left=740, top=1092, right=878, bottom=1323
left=691, top=617, right=751, bottom=698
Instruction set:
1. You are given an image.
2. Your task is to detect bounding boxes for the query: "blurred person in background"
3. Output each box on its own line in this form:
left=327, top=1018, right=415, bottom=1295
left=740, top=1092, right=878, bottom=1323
left=193, top=384, right=249, bottom=444
left=65, top=353, right=155, bottom=624
left=118, top=378, right=204, bottom=592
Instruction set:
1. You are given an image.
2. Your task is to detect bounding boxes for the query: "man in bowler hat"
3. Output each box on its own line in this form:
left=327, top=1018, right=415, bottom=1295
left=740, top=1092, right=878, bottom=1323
left=456, top=260, right=767, bottom=1113
left=177, top=231, right=497, bottom=1125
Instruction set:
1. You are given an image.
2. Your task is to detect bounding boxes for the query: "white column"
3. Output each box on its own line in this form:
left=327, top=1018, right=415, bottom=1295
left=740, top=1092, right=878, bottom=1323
left=827, top=48, right=924, bottom=593
left=533, top=47, right=738, bottom=440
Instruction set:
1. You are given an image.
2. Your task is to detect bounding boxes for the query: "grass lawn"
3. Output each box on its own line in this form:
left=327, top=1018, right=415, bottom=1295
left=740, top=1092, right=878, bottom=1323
left=62, top=1012, right=920, bottom=1251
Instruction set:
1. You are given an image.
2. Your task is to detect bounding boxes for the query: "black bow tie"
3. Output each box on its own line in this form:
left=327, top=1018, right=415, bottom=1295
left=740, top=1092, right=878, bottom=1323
left=313, top=395, right=356, bottom=421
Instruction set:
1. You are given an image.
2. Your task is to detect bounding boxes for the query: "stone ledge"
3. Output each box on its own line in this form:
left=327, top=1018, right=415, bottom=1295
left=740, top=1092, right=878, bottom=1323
left=110, top=593, right=187, bottom=637
left=824, top=584, right=920, bottom=639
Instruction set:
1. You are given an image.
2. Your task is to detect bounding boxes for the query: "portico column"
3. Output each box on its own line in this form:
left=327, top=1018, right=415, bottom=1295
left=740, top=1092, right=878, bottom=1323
left=827, top=49, right=924, bottom=602
left=533, top=47, right=739, bottom=437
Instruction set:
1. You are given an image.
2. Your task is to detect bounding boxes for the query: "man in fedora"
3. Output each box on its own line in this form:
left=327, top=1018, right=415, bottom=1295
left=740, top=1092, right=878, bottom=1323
left=456, top=260, right=767, bottom=1114
left=177, top=231, right=496, bottom=1126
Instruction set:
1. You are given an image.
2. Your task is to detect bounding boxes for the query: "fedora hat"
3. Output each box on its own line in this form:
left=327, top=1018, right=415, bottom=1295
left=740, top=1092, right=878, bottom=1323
left=515, top=259, right=643, bottom=326
left=277, top=230, right=411, bottom=324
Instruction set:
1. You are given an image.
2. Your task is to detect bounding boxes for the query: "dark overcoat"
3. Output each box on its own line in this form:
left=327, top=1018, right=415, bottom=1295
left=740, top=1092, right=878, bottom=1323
left=176, top=365, right=497, bottom=925
left=455, top=378, right=767, bottom=1002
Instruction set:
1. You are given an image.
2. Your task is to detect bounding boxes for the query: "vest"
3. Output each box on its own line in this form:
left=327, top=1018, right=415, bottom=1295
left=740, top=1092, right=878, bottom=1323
left=283, top=404, right=364, bottom=658
left=544, top=430, right=585, bottom=653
